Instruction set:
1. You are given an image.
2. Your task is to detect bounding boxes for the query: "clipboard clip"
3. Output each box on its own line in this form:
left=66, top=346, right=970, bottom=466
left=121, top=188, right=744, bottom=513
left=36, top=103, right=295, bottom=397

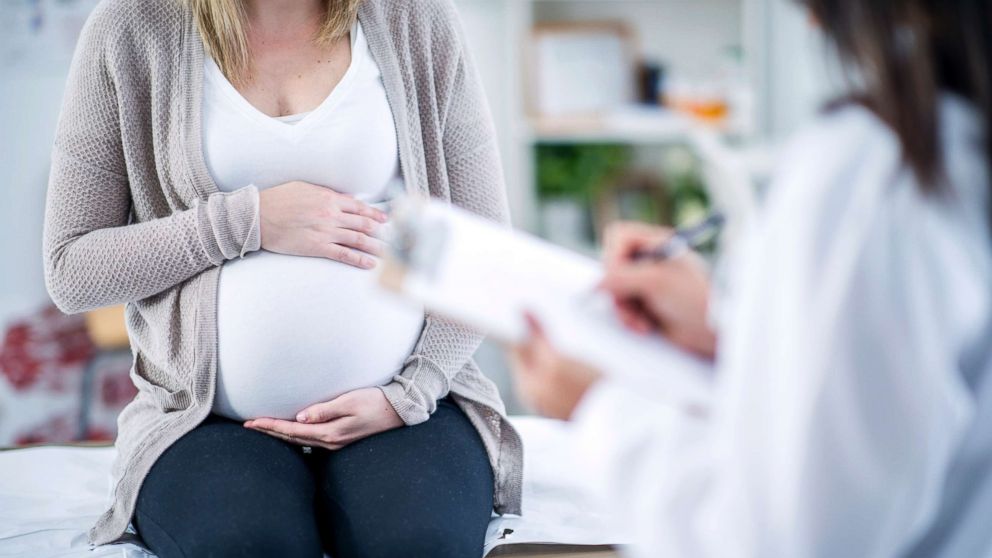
left=378, top=187, right=451, bottom=292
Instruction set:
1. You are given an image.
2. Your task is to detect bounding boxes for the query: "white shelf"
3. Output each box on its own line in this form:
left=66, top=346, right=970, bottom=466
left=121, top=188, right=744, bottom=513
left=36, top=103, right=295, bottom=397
left=522, top=107, right=694, bottom=145
left=530, top=0, right=698, bottom=3
left=519, top=104, right=773, bottom=228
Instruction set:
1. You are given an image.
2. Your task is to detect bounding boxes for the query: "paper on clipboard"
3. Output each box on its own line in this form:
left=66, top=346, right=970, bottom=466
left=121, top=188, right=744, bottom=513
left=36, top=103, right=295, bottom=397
left=379, top=199, right=714, bottom=405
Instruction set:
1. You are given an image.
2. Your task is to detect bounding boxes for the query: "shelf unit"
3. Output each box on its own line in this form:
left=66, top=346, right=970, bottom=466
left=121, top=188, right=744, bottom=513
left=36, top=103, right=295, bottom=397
left=454, top=0, right=761, bottom=236
left=454, top=0, right=831, bottom=240
left=523, top=108, right=691, bottom=145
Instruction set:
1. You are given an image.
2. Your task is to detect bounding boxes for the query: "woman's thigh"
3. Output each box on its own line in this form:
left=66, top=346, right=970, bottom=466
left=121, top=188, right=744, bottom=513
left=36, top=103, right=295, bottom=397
left=315, top=398, right=495, bottom=558
left=134, top=414, right=324, bottom=558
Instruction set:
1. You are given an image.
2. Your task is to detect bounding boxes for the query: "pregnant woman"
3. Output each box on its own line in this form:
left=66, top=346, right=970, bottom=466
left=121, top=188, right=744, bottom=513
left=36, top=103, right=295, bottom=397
left=42, top=0, right=522, bottom=556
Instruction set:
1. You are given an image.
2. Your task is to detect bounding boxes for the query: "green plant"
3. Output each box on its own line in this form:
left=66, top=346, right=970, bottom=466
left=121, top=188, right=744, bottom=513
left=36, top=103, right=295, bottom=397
left=660, top=146, right=715, bottom=252
left=662, top=146, right=710, bottom=227
left=536, top=143, right=633, bottom=202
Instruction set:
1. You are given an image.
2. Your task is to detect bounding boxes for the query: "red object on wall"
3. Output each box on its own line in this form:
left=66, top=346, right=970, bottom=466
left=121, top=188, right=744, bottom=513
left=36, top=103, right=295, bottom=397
left=0, top=305, right=94, bottom=392
left=14, top=414, right=80, bottom=446
left=1, top=304, right=137, bottom=446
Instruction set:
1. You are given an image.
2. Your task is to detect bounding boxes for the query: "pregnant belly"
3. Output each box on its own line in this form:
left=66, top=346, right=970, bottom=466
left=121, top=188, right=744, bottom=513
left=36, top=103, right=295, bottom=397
left=213, top=250, right=425, bottom=421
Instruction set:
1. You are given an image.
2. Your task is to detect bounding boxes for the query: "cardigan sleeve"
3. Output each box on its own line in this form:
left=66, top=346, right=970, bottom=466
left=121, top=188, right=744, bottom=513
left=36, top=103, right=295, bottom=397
left=378, top=5, right=510, bottom=424
left=43, top=5, right=261, bottom=315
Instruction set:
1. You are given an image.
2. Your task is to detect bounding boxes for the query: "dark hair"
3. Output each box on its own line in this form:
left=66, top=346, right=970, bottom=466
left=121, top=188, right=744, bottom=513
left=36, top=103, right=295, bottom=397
left=801, top=0, right=991, bottom=192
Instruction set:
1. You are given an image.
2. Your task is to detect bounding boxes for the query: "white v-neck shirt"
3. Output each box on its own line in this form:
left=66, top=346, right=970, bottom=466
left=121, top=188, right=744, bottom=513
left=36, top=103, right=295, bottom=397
left=203, top=21, right=425, bottom=421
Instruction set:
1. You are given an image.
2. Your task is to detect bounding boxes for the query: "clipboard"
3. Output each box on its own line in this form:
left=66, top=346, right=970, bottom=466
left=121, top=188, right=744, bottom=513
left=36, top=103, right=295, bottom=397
left=379, top=197, right=714, bottom=405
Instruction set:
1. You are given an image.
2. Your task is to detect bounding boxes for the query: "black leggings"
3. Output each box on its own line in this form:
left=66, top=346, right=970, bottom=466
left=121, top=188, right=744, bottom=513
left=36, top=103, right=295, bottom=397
left=133, top=398, right=494, bottom=558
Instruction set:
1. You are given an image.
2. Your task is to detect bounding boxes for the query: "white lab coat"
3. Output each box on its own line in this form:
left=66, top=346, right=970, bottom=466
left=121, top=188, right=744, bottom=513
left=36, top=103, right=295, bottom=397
left=572, top=96, right=992, bottom=558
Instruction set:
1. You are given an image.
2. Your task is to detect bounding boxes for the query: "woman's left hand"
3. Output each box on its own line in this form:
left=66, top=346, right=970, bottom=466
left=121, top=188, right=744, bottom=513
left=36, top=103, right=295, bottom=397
left=245, top=387, right=404, bottom=450
left=510, top=314, right=603, bottom=420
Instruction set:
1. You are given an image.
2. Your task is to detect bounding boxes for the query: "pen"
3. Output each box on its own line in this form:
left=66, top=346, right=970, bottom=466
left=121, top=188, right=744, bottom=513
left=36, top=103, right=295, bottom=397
left=633, top=213, right=725, bottom=261
left=575, top=212, right=725, bottom=306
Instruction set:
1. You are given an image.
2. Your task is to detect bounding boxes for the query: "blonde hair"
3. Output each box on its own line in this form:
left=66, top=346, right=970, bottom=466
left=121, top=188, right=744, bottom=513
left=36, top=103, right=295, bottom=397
left=187, top=0, right=363, bottom=85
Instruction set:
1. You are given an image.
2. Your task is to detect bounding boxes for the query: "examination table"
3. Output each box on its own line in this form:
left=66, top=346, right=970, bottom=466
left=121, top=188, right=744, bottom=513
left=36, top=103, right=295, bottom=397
left=0, top=416, right=622, bottom=557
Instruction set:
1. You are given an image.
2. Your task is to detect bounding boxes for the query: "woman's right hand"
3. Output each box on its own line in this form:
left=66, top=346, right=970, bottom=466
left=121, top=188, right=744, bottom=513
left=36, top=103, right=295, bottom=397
left=600, top=222, right=718, bottom=359
left=258, top=181, right=389, bottom=269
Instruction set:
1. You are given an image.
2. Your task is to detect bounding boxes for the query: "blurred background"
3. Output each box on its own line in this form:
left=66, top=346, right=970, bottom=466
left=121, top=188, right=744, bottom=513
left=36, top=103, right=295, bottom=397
left=0, top=0, right=839, bottom=446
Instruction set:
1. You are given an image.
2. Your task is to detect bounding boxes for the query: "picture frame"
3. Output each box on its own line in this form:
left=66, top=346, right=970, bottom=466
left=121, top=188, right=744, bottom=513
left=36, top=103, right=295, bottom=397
left=528, top=22, right=637, bottom=118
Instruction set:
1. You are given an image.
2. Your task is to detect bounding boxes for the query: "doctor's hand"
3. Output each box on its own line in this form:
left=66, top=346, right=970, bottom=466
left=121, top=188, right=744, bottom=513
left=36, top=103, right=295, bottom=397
left=259, top=181, right=390, bottom=269
left=510, top=314, right=603, bottom=421
left=602, top=222, right=718, bottom=359
left=244, top=387, right=403, bottom=450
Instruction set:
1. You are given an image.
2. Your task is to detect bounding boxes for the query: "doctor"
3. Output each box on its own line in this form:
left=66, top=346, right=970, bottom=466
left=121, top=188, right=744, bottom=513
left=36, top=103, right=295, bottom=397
left=511, top=0, right=992, bottom=557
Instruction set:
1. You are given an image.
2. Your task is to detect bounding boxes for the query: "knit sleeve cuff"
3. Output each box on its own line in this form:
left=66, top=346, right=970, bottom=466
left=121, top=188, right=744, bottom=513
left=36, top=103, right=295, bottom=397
left=378, top=356, right=452, bottom=426
left=195, top=185, right=261, bottom=265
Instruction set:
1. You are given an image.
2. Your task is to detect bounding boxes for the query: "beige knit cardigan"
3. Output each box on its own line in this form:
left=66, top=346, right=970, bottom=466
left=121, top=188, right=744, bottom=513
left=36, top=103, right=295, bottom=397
left=43, top=0, right=522, bottom=546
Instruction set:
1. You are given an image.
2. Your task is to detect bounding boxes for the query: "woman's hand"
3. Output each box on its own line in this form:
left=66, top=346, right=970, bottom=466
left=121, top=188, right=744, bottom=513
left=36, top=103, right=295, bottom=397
left=259, top=181, right=390, bottom=269
left=601, top=222, right=718, bottom=359
left=244, top=387, right=403, bottom=450
left=510, top=314, right=603, bottom=420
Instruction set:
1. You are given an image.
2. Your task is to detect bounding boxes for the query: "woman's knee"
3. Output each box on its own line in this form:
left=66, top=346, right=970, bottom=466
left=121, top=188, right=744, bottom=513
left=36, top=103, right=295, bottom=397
left=198, top=524, right=323, bottom=558
left=136, top=415, right=324, bottom=557
left=320, top=399, right=494, bottom=557
left=335, top=523, right=485, bottom=558
left=137, top=508, right=323, bottom=558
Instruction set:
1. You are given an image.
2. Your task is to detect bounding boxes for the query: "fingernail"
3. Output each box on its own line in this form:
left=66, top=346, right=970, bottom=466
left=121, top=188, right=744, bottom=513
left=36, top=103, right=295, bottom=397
left=297, top=413, right=308, bottom=422
left=363, top=258, right=377, bottom=269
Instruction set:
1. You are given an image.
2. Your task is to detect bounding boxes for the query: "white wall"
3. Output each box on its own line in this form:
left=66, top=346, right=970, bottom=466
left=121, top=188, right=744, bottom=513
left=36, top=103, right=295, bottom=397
left=0, top=69, right=69, bottom=327
left=744, top=0, right=842, bottom=140
left=0, top=0, right=95, bottom=327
